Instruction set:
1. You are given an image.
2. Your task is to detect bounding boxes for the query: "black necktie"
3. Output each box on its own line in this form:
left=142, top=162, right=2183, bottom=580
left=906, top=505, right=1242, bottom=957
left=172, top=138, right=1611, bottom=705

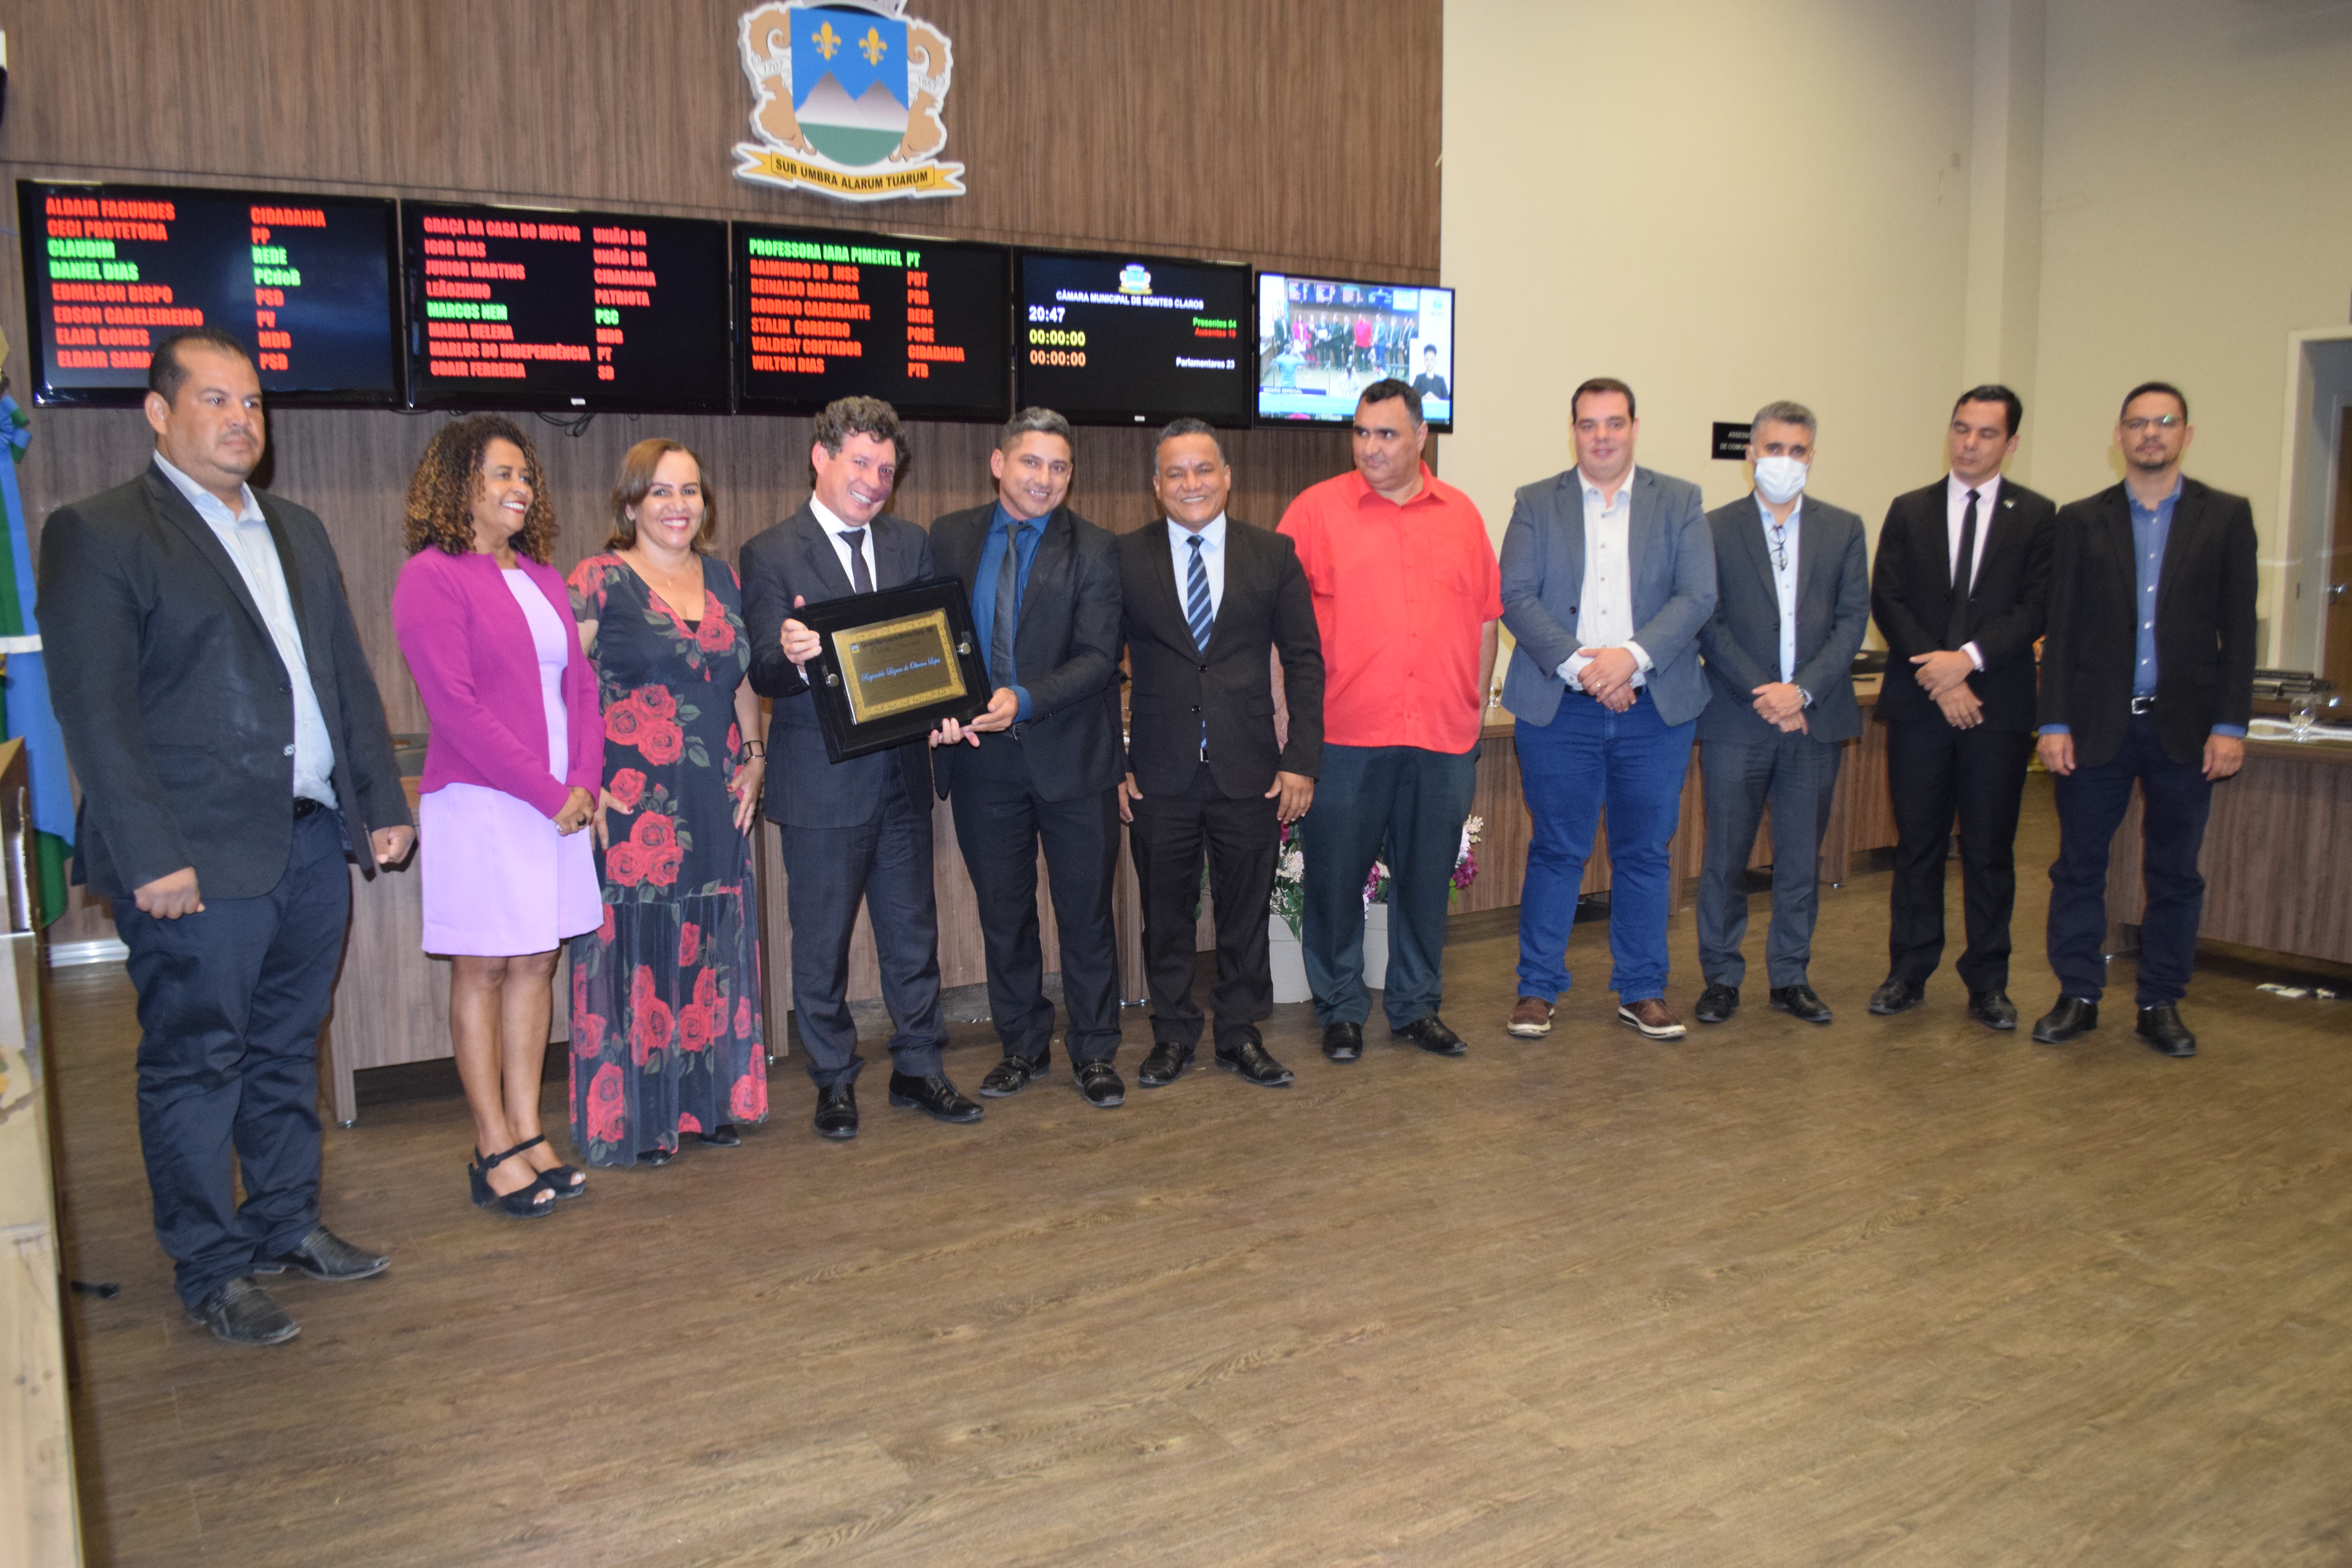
left=840, top=528, right=874, bottom=594
left=990, top=524, right=1027, bottom=689
left=1946, top=490, right=1978, bottom=648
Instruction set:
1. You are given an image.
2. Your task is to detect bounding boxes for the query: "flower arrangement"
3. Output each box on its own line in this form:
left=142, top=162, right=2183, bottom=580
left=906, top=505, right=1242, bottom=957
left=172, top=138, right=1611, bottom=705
left=1268, top=815, right=1484, bottom=935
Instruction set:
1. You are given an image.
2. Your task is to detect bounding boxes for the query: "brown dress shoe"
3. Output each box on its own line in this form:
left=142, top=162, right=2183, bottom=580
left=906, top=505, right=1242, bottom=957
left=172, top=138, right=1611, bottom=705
left=1617, top=997, right=1687, bottom=1040
left=1506, top=996, right=1554, bottom=1037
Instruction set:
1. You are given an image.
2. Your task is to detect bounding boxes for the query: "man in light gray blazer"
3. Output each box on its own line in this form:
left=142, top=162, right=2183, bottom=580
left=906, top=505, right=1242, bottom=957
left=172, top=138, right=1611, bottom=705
left=1499, top=377, right=1716, bottom=1043
left=1693, top=400, right=1871, bottom=1027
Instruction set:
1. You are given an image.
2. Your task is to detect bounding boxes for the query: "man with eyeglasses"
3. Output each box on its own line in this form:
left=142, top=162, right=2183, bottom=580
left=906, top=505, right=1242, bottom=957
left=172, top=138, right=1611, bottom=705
left=1690, top=401, right=1871, bottom=1028
left=2031, top=382, right=2256, bottom=1059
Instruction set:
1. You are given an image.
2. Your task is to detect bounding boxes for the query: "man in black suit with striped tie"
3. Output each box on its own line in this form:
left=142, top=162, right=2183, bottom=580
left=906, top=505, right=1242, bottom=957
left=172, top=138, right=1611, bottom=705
left=1117, top=420, right=1323, bottom=1089
left=1867, top=386, right=2056, bottom=1030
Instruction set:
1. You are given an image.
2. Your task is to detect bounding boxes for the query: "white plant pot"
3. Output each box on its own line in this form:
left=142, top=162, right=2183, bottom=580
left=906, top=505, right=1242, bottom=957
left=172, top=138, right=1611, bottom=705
left=1268, top=902, right=1387, bottom=1004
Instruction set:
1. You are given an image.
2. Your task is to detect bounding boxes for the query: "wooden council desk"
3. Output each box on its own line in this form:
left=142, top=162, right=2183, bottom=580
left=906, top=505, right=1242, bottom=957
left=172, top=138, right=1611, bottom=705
left=325, top=681, right=1897, bottom=1122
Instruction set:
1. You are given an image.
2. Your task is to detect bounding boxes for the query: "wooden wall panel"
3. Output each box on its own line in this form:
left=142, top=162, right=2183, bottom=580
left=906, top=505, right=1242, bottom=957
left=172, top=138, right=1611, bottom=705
left=0, top=0, right=1434, bottom=946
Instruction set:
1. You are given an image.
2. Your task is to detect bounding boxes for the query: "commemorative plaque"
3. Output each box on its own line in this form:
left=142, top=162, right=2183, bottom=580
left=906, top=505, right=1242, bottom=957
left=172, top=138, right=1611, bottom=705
left=797, top=576, right=990, bottom=762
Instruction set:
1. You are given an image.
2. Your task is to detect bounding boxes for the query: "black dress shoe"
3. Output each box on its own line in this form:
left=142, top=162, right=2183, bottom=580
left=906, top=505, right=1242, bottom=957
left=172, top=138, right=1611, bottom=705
left=696, top=1123, right=742, bottom=1147
left=1968, top=989, right=2018, bottom=1031
left=1074, top=1061, right=1126, bottom=1107
left=254, top=1225, right=388, bottom=1283
left=1868, top=979, right=1925, bottom=1016
left=2031, top=996, right=2098, bottom=1044
left=187, top=1277, right=299, bottom=1346
left=1392, top=1015, right=1466, bottom=1055
left=813, top=1082, right=859, bottom=1140
left=1769, top=985, right=1833, bottom=1025
left=2136, top=1003, right=2197, bottom=1058
left=1215, top=1034, right=1295, bottom=1087
left=637, top=1145, right=676, bottom=1167
left=979, top=1055, right=1046, bottom=1097
left=888, top=1072, right=984, bottom=1124
left=1694, top=984, right=1739, bottom=1024
left=1321, top=1020, right=1363, bottom=1062
left=1137, top=1042, right=1194, bottom=1086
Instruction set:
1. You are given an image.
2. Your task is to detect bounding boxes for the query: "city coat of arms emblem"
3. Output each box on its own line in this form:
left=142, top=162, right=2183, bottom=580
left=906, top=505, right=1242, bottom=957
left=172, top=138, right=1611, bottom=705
left=734, top=0, right=965, bottom=201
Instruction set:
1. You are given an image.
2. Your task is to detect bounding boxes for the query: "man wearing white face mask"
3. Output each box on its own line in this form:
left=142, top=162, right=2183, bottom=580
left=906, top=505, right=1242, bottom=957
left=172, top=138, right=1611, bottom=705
left=1691, top=401, right=1871, bottom=1027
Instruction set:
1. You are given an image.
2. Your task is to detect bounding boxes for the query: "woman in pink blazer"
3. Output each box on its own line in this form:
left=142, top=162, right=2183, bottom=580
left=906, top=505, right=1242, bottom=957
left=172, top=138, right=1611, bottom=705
left=392, top=416, right=603, bottom=1218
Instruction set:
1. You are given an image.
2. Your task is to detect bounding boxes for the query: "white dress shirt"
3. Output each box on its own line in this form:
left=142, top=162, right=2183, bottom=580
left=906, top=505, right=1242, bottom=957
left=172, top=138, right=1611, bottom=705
left=1945, top=472, right=2001, bottom=670
left=1755, top=494, right=1803, bottom=688
left=1166, top=513, right=1227, bottom=621
left=1557, top=468, right=1652, bottom=691
left=152, top=452, right=336, bottom=803
left=809, top=496, right=879, bottom=588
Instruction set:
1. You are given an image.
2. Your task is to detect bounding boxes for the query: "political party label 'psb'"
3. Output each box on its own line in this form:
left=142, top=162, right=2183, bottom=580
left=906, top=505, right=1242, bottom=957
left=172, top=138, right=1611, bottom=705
left=733, top=1, right=965, bottom=202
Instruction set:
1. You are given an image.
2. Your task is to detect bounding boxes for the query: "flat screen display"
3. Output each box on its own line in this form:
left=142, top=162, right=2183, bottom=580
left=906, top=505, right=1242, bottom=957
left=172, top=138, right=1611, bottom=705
left=16, top=180, right=401, bottom=407
left=1013, top=249, right=1252, bottom=428
left=404, top=201, right=730, bottom=413
left=735, top=223, right=1007, bottom=421
left=1256, top=272, right=1455, bottom=432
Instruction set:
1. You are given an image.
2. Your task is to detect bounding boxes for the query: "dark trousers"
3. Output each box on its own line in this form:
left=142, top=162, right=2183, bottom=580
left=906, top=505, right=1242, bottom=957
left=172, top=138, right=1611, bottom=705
left=948, top=733, right=1122, bottom=1066
left=1696, top=731, right=1842, bottom=989
left=116, top=805, right=350, bottom=1308
left=1884, top=718, right=2035, bottom=993
left=1513, top=690, right=1695, bottom=1004
left=779, top=777, right=945, bottom=1087
left=2047, top=711, right=2214, bottom=1007
left=1129, top=760, right=1279, bottom=1053
left=1300, top=741, right=1479, bottom=1030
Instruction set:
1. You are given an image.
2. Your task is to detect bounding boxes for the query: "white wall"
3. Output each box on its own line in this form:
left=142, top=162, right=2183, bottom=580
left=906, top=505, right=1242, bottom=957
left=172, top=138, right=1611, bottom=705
left=1442, top=0, right=2352, bottom=667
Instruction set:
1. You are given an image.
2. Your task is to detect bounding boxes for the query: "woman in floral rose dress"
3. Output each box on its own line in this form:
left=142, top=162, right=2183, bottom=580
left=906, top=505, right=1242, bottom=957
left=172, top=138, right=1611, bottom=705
left=566, top=439, right=767, bottom=1167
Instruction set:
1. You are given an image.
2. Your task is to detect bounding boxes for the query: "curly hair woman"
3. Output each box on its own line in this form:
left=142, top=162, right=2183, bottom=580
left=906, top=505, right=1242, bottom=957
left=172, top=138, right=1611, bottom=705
left=391, top=415, right=603, bottom=1218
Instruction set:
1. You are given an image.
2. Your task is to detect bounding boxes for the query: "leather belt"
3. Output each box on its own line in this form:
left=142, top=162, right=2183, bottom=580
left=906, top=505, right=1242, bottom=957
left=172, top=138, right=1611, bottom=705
left=293, top=797, right=329, bottom=819
left=2129, top=694, right=2158, bottom=715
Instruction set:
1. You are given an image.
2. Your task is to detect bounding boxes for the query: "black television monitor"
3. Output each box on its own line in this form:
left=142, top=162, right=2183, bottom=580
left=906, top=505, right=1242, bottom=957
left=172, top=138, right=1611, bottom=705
left=734, top=222, right=1008, bottom=422
left=403, top=201, right=730, bottom=414
left=1012, top=249, right=1252, bottom=428
left=1256, top=272, right=1455, bottom=432
left=16, top=180, right=401, bottom=408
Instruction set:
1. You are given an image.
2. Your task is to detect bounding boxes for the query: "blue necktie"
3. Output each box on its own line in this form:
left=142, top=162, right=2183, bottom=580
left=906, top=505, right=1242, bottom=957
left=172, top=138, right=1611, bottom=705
left=1185, top=534, right=1214, bottom=652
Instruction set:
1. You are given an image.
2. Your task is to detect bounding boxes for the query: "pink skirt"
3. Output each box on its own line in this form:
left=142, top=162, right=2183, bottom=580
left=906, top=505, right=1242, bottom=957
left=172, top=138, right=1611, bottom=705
left=418, top=783, right=601, bottom=956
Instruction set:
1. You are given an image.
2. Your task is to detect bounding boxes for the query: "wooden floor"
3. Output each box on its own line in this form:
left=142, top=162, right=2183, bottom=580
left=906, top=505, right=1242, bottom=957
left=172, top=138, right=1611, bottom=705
left=46, top=779, right=2352, bottom=1566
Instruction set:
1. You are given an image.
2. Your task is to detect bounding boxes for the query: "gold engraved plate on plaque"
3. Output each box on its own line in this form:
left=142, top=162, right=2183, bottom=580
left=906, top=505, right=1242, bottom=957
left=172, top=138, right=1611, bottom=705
left=838, top=610, right=969, bottom=722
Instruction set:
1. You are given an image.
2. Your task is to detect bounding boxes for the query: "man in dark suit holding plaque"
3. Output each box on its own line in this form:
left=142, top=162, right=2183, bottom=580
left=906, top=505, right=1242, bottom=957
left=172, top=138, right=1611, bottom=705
left=1692, top=401, right=1871, bottom=1027
left=40, top=327, right=413, bottom=1346
left=927, top=408, right=1128, bottom=1109
left=2031, top=381, right=2256, bottom=1059
left=1117, top=419, right=1323, bottom=1090
left=743, top=396, right=979, bottom=1138
left=1867, top=387, right=2056, bottom=1030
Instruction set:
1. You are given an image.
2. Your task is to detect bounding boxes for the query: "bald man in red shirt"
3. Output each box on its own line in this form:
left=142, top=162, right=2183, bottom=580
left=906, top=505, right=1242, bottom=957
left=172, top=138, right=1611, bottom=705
left=1279, top=381, right=1501, bottom=1062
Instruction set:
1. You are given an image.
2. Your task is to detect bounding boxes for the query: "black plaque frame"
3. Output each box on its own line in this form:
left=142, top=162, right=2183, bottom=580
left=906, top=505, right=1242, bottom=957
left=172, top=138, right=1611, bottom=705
left=798, top=576, right=990, bottom=762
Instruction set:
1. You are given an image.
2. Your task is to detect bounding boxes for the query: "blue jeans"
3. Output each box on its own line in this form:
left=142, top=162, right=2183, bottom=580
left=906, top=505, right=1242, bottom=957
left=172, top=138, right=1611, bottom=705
left=2046, top=711, right=2214, bottom=1007
left=1514, top=690, right=1695, bottom=1003
left=1300, top=741, right=1479, bottom=1030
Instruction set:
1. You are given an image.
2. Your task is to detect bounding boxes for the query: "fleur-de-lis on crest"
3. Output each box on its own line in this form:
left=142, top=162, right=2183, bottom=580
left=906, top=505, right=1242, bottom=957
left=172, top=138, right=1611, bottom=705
left=812, top=19, right=840, bottom=58
left=859, top=25, right=888, bottom=64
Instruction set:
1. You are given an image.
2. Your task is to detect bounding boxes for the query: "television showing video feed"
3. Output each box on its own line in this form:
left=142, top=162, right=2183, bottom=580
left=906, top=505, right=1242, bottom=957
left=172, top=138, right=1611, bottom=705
left=735, top=222, right=1008, bottom=421
left=1256, top=272, right=1455, bottom=432
left=17, top=180, right=401, bottom=408
left=1013, top=249, right=1252, bottom=427
left=404, top=200, right=730, bottom=414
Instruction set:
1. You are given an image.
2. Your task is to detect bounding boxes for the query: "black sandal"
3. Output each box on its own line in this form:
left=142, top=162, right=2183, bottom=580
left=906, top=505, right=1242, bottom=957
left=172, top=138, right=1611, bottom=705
left=468, top=1144, right=555, bottom=1219
left=505, top=1134, right=587, bottom=1200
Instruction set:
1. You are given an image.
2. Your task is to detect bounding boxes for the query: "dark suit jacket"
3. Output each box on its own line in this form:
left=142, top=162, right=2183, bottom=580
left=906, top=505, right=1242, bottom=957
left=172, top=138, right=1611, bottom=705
left=1498, top=465, right=1717, bottom=728
left=1118, top=518, right=1325, bottom=798
left=2037, top=477, right=2257, bottom=768
left=1871, top=478, right=2056, bottom=730
left=927, top=502, right=1122, bottom=803
left=1697, top=494, right=1871, bottom=747
left=740, top=503, right=935, bottom=828
left=37, top=462, right=409, bottom=901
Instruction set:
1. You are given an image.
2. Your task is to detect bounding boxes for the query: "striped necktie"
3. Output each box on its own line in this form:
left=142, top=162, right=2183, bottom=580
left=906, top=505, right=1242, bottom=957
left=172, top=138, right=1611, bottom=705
left=1185, top=533, right=1214, bottom=652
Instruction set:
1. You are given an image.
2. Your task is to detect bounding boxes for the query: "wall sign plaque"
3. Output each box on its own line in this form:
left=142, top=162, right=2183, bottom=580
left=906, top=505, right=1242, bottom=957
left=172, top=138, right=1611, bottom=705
left=735, top=1, right=966, bottom=202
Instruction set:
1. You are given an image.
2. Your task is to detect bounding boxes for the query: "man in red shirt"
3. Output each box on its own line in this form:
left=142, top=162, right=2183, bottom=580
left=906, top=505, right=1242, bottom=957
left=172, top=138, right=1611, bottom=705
left=1279, top=381, right=1501, bottom=1061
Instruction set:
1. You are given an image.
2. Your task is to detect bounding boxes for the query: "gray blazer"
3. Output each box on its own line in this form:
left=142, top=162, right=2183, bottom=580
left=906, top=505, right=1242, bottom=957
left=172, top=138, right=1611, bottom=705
left=1695, top=493, right=1871, bottom=746
left=1499, top=465, right=1717, bottom=728
left=740, top=503, right=936, bottom=828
